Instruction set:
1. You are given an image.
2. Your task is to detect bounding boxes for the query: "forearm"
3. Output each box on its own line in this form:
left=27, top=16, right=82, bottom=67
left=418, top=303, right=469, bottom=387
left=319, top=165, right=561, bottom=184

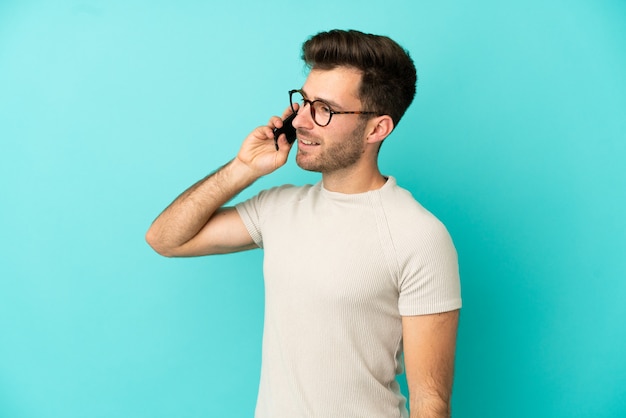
left=409, top=396, right=451, bottom=418
left=403, top=311, right=459, bottom=418
left=145, top=157, right=257, bottom=256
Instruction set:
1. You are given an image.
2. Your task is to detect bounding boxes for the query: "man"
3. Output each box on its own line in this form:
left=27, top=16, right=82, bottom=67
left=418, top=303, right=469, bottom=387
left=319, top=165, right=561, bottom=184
left=146, top=29, right=461, bottom=418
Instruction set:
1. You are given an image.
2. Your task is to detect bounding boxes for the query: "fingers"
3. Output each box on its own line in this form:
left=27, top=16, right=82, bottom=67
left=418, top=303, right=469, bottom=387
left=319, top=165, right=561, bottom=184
left=246, top=106, right=298, bottom=155
left=282, top=104, right=297, bottom=120
left=249, top=125, right=274, bottom=143
left=248, top=124, right=293, bottom=154
left=269, top=115, right=284, bottom=130
left=237, top=111, right=296, bottom=176
left=273, top=135, right=293, bottom=166
left=275, top=132, right=294, bottom=152
left=270, top=105, right=298, bottom=129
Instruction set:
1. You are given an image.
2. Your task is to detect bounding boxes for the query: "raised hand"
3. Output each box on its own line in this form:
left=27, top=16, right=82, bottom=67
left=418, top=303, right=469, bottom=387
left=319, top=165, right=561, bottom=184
left=235, top=107, right=296, bottom=178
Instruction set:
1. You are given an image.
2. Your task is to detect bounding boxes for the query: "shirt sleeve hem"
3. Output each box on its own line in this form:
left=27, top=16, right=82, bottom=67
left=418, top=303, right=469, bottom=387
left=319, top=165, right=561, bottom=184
left=399, top=298, right=462, bottom=316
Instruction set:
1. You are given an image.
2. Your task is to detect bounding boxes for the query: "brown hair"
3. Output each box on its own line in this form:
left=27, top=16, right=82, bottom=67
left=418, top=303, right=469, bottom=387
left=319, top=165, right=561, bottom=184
left=301, top=29, right=417, bottom=127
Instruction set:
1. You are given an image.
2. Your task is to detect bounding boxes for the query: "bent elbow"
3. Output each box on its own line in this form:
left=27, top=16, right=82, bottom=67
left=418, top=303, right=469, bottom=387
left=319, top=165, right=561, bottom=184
left=145, top=229, right=176, bottom=258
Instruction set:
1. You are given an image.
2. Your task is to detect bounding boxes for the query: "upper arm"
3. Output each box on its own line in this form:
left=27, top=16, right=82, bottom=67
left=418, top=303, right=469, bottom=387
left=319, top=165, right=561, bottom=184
left=402, top=309, right=460, bottom=417
left=167, top=207, right=257, bottom=257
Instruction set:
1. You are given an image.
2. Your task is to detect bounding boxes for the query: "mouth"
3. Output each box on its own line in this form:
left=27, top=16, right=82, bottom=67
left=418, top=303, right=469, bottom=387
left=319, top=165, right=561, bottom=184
left=298, top=137, right=321, bottom=146
left=296, top=129, right=321, bottom=147
left=298, top=135, right=320, bottom=146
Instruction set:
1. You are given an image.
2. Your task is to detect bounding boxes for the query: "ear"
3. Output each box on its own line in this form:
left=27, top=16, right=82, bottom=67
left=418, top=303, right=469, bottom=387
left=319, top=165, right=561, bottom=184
left=365, top=115, right=394, bottom=145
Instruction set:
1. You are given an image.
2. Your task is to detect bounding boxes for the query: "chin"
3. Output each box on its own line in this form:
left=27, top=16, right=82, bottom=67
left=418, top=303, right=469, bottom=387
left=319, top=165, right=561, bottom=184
left=295, top=158, right=322, bottom=173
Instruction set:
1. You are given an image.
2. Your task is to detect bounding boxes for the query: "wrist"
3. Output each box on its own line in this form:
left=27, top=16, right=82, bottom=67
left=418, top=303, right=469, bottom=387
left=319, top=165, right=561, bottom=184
left=228, top=157, right=262, bottom=187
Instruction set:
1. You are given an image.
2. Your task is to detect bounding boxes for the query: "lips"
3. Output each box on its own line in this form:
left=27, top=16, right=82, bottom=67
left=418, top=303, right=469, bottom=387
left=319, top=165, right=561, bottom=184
left=297, top=131, right=321, bottom=146
left=299, top=138, right=320, bottom=146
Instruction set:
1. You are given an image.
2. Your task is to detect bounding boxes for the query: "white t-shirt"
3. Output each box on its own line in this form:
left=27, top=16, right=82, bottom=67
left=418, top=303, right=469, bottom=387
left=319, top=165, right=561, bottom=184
left=236, top=176, right=462, bottom=418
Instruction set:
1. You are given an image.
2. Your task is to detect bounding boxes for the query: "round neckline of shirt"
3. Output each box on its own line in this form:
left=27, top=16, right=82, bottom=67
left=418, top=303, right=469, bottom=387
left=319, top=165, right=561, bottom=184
left=319, top=176, right=395, bottom=201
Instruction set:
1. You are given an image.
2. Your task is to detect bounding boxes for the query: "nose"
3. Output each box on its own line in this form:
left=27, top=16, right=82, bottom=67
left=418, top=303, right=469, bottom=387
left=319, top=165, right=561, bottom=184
left=292, top=102, right=314, bottom=130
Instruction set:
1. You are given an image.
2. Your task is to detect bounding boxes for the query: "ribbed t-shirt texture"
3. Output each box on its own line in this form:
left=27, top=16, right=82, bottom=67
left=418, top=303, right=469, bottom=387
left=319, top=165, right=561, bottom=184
left=235, top=176, right=461, bottom=418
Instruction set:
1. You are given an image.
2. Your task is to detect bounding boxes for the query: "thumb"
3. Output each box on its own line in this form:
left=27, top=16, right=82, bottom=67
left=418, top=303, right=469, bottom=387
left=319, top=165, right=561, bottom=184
left=273, top=135, right=294, bottom=166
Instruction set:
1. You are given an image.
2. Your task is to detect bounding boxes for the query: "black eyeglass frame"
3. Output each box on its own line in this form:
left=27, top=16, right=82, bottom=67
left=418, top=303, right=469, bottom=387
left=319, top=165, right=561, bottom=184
left=289, top=89, right=378, bottom=127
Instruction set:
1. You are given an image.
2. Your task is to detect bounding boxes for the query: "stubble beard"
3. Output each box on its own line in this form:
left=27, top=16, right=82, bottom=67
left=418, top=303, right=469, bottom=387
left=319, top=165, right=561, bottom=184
left=295, top=121, right=367, bottom=173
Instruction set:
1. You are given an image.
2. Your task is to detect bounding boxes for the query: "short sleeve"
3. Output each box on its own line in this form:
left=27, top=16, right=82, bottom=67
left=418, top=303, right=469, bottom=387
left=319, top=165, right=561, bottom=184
left=235, top=185, right=301, bottom=249
left=235, top=192, right=267, bottom=248
left=397, top=220, right=462, bottom=316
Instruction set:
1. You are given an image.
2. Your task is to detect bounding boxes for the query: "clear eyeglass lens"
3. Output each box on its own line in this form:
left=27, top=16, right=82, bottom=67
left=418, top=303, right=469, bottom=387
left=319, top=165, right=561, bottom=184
left=291, top=91, right=304, bottom=115
left=312, top=101, right=332, bottom=126
left=291, top=91, right=332, bottom=126
left=290, top=91, right=302, bottom=108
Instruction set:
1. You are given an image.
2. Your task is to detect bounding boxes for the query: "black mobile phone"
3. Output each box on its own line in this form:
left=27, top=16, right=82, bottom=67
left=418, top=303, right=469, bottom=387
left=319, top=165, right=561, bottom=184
left=273, top=112, right=297, bottom=149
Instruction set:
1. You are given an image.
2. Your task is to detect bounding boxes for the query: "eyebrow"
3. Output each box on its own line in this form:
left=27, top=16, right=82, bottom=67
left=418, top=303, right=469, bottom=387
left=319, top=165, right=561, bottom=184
left=300, top=88, right=346, bottom=111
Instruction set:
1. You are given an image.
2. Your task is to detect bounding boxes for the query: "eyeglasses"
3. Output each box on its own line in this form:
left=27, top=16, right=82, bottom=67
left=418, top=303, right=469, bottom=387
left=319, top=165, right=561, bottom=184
left=289, top=89, right=377, bottom=127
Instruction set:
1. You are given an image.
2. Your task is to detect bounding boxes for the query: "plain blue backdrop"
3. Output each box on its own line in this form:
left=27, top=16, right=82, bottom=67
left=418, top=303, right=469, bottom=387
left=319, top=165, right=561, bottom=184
left=1, top=0, right=625, bottom=417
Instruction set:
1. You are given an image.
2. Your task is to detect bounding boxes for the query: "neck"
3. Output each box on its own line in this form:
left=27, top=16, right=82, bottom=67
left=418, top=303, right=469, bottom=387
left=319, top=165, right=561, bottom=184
left=321, top=164, right=387, bottom=194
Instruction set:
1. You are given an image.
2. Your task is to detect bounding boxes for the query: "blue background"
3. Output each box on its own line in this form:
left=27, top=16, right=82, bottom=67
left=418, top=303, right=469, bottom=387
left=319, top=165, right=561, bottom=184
left=1, top=0, right=625, bottom=417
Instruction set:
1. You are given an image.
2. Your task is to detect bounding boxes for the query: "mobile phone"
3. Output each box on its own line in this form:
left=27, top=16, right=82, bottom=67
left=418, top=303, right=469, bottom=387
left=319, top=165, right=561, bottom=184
left=273, top=112, right=297, bottom=149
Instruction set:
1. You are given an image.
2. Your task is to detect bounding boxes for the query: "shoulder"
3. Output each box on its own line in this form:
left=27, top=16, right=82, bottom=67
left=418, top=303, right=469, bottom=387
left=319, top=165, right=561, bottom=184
left=236, top=183, right=318, bottom=211
left=383, top=179, right=446, bottom=228
left=234, top=183, right=317, bottom=242
left=381, top=178, right=455, bottom=251
left=384, top=180, right=461, bottom=313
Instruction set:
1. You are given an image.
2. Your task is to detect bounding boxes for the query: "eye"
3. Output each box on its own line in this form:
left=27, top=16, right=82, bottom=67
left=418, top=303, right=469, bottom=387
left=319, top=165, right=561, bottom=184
left=314, top=101, right=332, bottom=115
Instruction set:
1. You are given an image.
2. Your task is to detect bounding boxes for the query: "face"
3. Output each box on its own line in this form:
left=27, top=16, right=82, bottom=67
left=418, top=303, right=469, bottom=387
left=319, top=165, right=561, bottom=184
left=292, top=67, right=369, bottom=174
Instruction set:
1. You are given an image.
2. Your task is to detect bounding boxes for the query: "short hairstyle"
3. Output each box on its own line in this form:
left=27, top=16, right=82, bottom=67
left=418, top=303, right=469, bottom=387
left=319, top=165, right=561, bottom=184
left=301, top=29, right=417, bottom=128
